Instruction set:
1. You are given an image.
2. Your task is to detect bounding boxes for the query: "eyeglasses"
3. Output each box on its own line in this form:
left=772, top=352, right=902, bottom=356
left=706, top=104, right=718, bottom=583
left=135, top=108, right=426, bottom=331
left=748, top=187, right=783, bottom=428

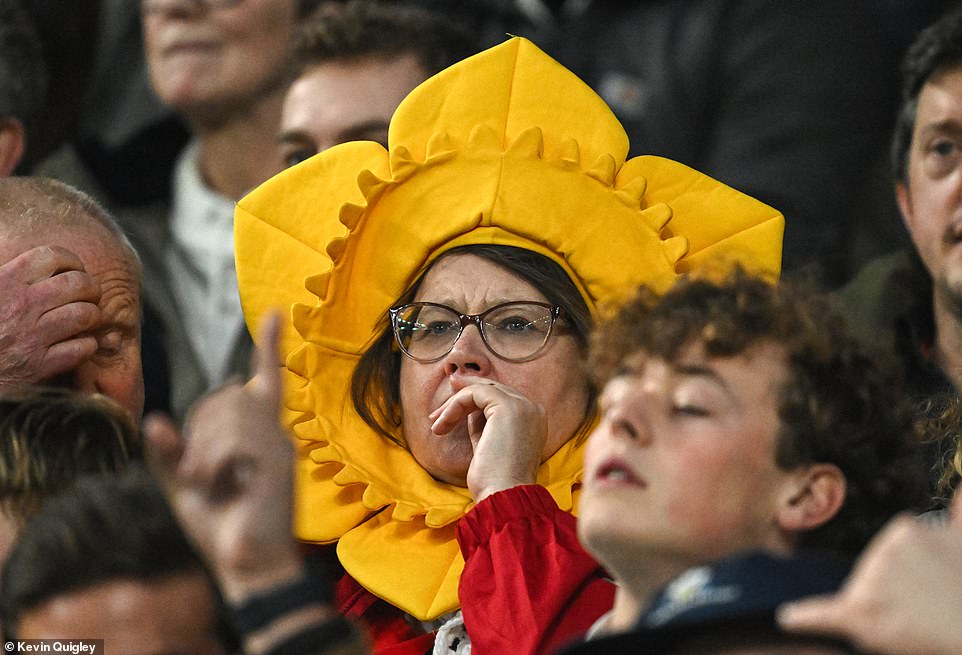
left=389, top=301, right=565, bottom=363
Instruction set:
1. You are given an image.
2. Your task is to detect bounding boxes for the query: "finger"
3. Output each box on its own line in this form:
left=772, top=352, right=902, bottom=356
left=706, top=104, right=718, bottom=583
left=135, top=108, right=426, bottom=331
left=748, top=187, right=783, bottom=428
left=35, top=335, right=99, bottom=381
left=454, top=376, right=527, bottom=401
left=776, top=595, right=848, bottom=636
left=4, top=245, right=87, bottom=284
left=429, top=381, right=502, bottom=419
left=250, top=310, right=282, bottom=408
left=466, top=410, right=486, bottom=444
left=36, top=300, right=102, bottom=343
left=431, top=389, right=487, bottom=434
left=144, top=412, right=188, bottom=487
left=32, top=269, right=102, bottom=311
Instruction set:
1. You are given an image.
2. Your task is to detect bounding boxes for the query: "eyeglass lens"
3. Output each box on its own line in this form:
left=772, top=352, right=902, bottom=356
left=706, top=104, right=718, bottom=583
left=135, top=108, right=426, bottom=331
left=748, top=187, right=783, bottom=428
left=392, top=302, right=556, bottom=362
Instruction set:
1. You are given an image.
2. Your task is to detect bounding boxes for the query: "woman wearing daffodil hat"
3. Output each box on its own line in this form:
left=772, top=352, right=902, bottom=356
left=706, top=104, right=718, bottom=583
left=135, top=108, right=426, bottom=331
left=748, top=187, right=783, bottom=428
left=235, top=37, right=783, bottom=655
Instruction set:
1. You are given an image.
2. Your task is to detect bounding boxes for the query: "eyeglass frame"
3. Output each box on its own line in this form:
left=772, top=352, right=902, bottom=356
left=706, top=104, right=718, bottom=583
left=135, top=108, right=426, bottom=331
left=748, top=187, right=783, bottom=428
left=388, top=301, right=566, bottom=364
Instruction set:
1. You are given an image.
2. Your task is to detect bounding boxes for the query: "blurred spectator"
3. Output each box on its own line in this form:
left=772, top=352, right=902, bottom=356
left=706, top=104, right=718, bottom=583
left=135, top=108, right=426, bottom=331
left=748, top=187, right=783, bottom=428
left=119, top=0, right=322, bottom=419
left=0, top=469, right=236, bottom=653
left=0, top=0, right=46, bottom=176
left=279, top=0, right=477, bottom=166
left=0, top=327, right=365, bottom=653
left=0, top=386, right=141, bottom=563
left=0, top=177, right=144, bottom=420
left=147, top=313, right=368, bottom=655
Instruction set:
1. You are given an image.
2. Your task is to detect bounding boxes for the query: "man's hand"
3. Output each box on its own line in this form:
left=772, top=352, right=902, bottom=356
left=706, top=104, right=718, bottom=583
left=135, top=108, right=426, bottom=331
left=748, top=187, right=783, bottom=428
left=146, top=312, right=302, bottom=602
left=0, top=245, right=102, bottom=386
left=778, top=491, right=962, bottom=655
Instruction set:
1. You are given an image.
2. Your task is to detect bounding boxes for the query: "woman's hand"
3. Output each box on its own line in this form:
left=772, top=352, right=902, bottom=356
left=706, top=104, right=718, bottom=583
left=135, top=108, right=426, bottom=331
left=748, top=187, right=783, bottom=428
left=429, top=376, right=547, bottom=501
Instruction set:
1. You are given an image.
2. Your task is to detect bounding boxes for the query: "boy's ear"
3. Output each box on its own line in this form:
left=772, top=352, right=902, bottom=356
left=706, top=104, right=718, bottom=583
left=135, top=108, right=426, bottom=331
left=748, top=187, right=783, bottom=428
left=0, top=117, right=25, bottom=177
left=776, top=463, right=847, bottom=533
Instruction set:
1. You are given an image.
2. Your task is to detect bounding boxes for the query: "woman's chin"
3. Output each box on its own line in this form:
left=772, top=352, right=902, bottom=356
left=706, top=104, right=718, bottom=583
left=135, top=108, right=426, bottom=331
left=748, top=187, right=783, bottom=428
left=426, top=453, right=472, bottom=488
left=409, top=425, right=473, bottom=487
left=426, top=453, right=471, bottom=487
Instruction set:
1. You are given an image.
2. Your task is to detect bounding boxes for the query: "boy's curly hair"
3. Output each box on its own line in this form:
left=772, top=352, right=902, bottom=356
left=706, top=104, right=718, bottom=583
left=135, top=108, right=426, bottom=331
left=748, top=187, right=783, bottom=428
left=589, top=269, right=930, bottom=558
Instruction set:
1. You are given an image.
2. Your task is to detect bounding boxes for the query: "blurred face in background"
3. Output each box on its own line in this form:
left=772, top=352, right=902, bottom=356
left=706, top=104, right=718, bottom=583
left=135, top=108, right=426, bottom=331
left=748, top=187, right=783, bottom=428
left=278, top=54, right=429, bottom=167
left=17, top=571, right=225, bottom=655
left=898, top=66, right=962, bottom=311
left=142, top=0, right=298, bottom=123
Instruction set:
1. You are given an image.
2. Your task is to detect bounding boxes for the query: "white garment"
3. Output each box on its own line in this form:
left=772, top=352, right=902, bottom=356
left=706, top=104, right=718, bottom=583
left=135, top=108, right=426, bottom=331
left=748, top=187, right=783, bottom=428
left=166, top=141, right=245, bottom=387
left=432, top=611, right=471, bottom=655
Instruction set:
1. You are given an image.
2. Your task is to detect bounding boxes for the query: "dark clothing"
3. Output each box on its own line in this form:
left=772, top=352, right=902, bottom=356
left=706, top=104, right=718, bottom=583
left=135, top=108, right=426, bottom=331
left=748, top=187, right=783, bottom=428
left=551, top=0, right=899, bottom=285
left=417, top=0, right=903, bottom=285
left=118, top=199, right=253, bottom=420
left=836, top=249, right=952, bottom=401
left=836, top=249, right=957, bottom=503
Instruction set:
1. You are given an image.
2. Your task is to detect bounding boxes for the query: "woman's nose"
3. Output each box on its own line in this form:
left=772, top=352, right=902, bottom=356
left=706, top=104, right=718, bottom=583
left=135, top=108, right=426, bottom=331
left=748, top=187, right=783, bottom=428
left=443, top=324, right=492, bottom=375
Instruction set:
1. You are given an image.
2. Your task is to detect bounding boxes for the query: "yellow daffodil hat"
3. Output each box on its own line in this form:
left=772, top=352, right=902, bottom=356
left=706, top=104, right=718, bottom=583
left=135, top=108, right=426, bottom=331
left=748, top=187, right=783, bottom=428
left=235, top=37, right=783, bottom=621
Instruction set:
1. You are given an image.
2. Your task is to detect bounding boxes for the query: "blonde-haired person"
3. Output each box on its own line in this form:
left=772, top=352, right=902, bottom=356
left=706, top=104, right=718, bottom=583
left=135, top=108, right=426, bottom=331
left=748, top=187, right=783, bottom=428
left=0, top=386, right=142, bottom=563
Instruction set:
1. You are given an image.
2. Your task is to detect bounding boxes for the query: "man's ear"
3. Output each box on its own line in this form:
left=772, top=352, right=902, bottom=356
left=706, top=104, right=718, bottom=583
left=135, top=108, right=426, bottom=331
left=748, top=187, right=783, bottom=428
left=896, top=180, right=914, bottom=235
left=0, top=117, right=25, bottom=177
left=776, top=464, right=847, bottom=533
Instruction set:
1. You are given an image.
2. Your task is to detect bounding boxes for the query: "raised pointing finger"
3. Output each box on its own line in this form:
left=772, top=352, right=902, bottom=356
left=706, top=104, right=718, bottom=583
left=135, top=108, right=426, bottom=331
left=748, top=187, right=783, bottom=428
left=250, top=311, right=282, bottom=409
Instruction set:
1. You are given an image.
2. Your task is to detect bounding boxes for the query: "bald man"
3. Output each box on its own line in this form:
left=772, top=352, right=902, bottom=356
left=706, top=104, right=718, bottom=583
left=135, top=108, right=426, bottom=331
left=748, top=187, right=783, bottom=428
left=0, top=177, right=143, bottom=418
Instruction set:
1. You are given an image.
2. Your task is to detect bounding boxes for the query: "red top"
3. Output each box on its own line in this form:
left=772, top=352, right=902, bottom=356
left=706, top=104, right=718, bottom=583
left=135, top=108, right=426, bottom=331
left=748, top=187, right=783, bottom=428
left=336, top=485, right=614, bottom=655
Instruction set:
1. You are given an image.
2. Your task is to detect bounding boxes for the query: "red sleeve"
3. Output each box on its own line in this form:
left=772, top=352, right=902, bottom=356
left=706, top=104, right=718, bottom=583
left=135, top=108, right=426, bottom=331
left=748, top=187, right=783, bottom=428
left=457, top=485, right=615, bottom=655
left=336, top=573, right=436, bottom=655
